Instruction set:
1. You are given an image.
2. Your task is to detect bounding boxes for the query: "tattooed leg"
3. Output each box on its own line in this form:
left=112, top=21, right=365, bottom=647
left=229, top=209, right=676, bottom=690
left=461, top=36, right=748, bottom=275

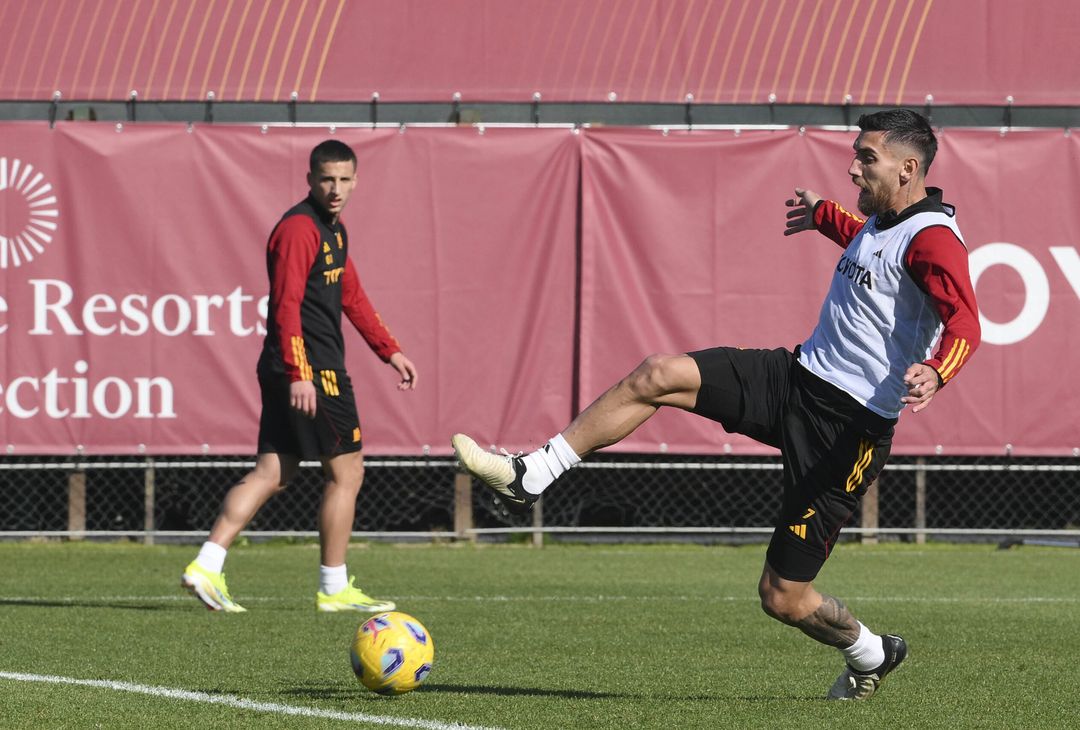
left=790, top=594, right=860, bottom=648
left=758, top=562, right=861, bottom=649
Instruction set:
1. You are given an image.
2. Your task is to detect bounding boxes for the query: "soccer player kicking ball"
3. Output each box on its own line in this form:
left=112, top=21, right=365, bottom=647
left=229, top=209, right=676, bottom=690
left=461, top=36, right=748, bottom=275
left=453, top=109, right=980, bottom=700
left=183, top=140, right=417, bottom=613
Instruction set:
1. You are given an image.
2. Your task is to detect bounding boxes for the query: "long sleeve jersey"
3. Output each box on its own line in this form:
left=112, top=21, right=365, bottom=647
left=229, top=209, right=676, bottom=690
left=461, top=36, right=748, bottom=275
left=257, top=196, right=401, bottom=383
left=798, top=188, right=981, bottom=418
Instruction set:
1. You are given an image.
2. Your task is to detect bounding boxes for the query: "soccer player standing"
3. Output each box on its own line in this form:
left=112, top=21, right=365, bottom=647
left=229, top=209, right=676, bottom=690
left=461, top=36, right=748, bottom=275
left=453, top=109, right=980, bottom=699
left=183, top=140, right=418, bottom=613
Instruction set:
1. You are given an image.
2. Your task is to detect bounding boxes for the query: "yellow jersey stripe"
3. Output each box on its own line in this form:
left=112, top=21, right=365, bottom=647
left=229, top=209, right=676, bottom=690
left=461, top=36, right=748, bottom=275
left=833, top=202, right=866, bottom=226
left=939, top=340, right=971, bottom=382
left=292, top=336, right=312, bottom=381
left=945, top=344, right=970, bottom=382
left=845, top=440, right=874, bottom=493
left=938, top=338, right=966, bottom=378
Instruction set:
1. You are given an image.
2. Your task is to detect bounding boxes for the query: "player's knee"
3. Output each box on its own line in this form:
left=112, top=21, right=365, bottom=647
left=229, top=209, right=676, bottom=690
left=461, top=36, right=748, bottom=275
left=252, top=453, right=298, bottom=489
left=251, top=466, right=288, bottom=492
left=329, top=453, right=365, bottom=491
left=758, top=581, right=799, bottom=624
left=263, top=472, right=289, bottom=494
left=626, top=354, right=681, bottom=400
left=340, top=465, right=365, bottom=493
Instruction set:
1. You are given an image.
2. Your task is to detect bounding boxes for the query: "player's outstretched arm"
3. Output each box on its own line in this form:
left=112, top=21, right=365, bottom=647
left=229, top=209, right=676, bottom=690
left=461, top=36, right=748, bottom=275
left=783, top=187, right=823, bottom=236
left=389, top=351, right=418, bottom=391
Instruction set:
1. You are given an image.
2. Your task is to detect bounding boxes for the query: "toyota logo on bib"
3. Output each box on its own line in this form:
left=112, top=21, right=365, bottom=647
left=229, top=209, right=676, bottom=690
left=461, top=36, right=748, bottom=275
left=0, top=157, right=60, bottom=268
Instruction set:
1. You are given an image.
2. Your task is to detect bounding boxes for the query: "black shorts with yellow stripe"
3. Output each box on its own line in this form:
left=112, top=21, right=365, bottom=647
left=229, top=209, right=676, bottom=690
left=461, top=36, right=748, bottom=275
left=688, top=346, right=896, bottom=582
left=256, top=368, right=363, bottom=460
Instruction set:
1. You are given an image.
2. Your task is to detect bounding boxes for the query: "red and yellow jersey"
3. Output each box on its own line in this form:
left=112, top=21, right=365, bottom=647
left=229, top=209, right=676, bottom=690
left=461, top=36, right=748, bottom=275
left=802, top=189, right=981, bottom=416
left=257, top=197, right=400, bottom=383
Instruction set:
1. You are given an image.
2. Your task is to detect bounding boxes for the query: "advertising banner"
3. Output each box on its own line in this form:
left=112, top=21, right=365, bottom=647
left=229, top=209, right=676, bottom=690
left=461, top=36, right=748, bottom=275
left=579, top=127, right=1080, bottom=455
left=0, top=123, right=580, bottom=454
left=1, top=123, right=1077, bottom=455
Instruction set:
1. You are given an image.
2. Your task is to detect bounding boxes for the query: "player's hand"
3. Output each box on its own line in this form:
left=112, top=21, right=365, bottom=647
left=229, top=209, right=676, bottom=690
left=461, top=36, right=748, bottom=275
left=901, top=363, right=941, bottom=414
left=784, top=187, right=822, bottom=235
left=290, top=379, right=318, bottom=418
left=390, top=351, right=418, bottom=391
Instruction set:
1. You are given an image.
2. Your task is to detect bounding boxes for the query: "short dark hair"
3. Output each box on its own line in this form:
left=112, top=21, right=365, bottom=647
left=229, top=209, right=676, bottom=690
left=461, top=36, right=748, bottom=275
left=857, top=109, right=937, bottom=173
left=309, top=139, right=356, bottom=172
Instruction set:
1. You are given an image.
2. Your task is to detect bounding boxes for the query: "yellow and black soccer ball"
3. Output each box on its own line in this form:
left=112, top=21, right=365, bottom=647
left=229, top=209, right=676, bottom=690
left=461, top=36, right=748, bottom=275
left=350, top=611, right=435, bottom=695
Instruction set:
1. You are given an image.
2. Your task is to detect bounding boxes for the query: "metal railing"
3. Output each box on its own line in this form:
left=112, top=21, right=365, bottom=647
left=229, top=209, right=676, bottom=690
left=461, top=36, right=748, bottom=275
left=2, top=455, right=1078, bottom=545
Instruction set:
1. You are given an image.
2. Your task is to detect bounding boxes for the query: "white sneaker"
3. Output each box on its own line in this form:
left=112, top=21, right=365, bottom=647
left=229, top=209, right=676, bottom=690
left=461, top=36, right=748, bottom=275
left=451, top=433, right=538, bottom=515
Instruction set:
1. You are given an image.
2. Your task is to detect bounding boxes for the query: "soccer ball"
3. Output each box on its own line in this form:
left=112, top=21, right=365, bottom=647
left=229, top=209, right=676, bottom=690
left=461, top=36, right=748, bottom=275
left=350, top=611, right=435, bottom=695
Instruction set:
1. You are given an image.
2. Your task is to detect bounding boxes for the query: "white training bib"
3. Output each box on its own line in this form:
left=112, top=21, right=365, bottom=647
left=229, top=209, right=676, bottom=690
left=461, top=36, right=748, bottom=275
left=799, top=208, right=964, bottom=418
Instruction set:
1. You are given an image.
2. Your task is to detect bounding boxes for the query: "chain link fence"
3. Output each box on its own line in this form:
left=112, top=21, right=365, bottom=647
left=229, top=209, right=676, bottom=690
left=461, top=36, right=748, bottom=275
left=2, top=455, right=1079, bottom=545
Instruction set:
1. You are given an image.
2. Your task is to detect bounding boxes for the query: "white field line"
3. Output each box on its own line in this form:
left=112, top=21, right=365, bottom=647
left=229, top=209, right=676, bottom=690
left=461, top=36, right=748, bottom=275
left=0, top=672, right=502, bottom=730
left=3, top=594, right=1080, bottom=604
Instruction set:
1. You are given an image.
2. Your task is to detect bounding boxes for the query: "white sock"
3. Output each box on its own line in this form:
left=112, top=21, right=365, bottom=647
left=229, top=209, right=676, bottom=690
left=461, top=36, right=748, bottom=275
left=520, top=433, right=581, bottom=495
left=194, top=541, right=227, bottom=574
left=841, top=622, right=886, bottom=672
left=320, top=564, right=349, bottom=595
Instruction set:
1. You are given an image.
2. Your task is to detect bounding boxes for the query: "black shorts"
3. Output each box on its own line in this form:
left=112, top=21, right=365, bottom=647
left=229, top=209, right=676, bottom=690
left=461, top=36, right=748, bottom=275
left=689, top=346, right=896, bottom=582
left=256, top=369, right=363, bottom=460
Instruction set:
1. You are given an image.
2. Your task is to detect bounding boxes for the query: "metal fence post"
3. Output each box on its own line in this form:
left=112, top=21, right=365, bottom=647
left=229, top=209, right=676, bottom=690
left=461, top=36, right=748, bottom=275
left=67, top=469, right=86, bottom=539
left=454, top=471, right=475, bottom=542
left=532, top=496, right=544, bottom=548
left=861, top=477, right=879, bottom=544
left=144, top=458, right=156, bottom=546
left=915, top=457, right=927, bottom=544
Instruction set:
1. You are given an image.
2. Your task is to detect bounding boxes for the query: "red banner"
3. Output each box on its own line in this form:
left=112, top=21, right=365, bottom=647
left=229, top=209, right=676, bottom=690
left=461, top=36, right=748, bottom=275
left=2, top=0, right=1079, bottom=105
left=0, top=123, right=580, bottom=455
left=1, top=123, right=1078, bottom=455
left=579, top=128, right=1080, bottom=456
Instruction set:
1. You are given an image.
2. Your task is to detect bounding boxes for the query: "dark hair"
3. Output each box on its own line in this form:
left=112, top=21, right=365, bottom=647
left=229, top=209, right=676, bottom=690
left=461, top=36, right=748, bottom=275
left=309, top=139, right=356, bottom=172
left=857, top=109, right=937, bottom=173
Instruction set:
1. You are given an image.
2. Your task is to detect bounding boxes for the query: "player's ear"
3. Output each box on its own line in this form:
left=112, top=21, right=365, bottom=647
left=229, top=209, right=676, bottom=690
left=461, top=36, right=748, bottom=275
left=901, top=156, right=919, bottom=183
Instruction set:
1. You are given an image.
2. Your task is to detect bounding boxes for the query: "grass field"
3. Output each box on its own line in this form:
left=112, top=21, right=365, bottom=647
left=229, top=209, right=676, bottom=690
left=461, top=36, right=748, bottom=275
left=1, top=540, right=1078, bottom=729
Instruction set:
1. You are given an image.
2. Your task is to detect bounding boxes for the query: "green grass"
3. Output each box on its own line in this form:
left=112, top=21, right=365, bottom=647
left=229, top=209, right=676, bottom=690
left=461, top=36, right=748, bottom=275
left=1, top=540, right=1078, bottom=729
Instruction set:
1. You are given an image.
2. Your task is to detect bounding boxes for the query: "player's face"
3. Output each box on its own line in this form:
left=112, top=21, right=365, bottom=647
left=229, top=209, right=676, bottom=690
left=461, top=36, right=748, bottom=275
left=848, top=131, right=905, bottom=216
left=307, top=160, right=357, bottom=220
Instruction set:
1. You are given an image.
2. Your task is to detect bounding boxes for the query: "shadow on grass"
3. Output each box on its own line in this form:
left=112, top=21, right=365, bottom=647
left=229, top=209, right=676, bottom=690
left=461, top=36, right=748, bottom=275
left=285, top=682, right=819, bottom=702
left=285, top=683, right=624, bottom=701
left=423, top=687, right=822, bottom=702
left=0, top=598, right=171, bottom=611
left=421, top=683, right=628, bottom=699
